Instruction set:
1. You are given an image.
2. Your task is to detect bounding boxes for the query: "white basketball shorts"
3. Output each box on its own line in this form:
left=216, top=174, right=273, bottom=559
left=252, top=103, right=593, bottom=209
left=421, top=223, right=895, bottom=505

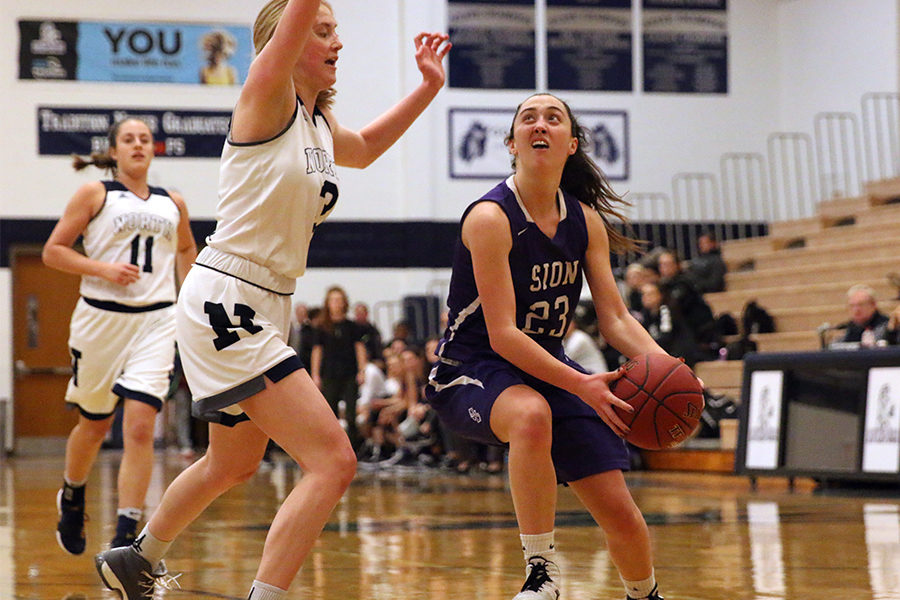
left=66, top=298, right=176, bottom=417
left=176, top=252, right=301, bottom=425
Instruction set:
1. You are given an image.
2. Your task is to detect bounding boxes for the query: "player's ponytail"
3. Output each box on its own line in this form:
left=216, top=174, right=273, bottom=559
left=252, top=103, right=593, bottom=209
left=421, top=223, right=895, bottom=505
left=71, top=152, right=117, bottom=173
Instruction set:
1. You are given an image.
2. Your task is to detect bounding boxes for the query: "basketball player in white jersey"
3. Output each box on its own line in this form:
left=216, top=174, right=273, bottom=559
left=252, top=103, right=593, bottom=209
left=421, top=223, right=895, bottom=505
left=42, top=117, right=196, bottom=556
left=95, top=2, right=450, bottom=600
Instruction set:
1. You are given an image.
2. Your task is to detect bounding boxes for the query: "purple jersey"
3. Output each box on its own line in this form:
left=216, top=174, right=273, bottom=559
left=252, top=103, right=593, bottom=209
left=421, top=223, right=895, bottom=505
left=438, top=176, right=588, bottom=364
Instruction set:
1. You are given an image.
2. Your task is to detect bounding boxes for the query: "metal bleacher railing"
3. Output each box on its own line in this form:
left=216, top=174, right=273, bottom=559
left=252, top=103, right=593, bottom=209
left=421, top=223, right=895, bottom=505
left=861, top=92, right=900, bottom=182
left=814, top=111, right=865, bottom=200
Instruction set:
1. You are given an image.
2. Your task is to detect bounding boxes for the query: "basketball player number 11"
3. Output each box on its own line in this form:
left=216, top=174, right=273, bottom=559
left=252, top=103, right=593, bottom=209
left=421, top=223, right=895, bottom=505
left=129, top=234, right=154, bottom=273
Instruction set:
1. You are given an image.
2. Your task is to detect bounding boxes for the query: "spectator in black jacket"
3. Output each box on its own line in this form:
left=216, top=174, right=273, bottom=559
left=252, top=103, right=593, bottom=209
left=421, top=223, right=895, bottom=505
left=655, top=249, right=718, bottom=360
left=353, top=301, right=383, bottom=364
left=685, top=230, right=727, bottom=293
left=639, top=281, right=699, bottom=366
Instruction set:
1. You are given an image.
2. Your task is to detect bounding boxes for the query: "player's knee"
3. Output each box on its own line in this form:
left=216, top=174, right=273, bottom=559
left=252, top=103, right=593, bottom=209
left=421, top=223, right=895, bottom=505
left=605, top=497, right=646, bottom=538
left=73, top=418, right=112, bottom=444
left=122, top=418, right=155, bottom=447
left=328, top=442, right=357, bottom=491
left=508, top=399, right=552, bottom=445
left=208, top=456, right=259, bottom=487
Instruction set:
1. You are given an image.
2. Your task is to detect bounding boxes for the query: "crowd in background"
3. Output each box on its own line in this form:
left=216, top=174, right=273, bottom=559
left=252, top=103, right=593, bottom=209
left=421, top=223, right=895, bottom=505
left=163, top=228, right=900, bottom=467
left=255, top=230, right=733, bottom=474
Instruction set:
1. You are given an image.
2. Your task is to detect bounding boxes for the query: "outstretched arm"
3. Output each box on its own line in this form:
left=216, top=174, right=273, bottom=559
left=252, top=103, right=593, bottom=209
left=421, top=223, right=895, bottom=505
left=230, top=0, right=322, bottom=144
left=330, top=32, right=451, bottom=168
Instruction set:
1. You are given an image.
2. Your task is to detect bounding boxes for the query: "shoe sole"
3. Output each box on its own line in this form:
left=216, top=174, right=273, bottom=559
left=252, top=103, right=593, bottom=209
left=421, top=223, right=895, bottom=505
left=56, top=489, right=85, bottom=556
left=94, top=554, right=126, bottom=599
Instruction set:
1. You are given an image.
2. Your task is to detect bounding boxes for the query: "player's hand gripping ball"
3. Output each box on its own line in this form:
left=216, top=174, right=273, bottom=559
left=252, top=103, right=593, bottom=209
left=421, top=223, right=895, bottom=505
left=610, top=354, right=704, bottom=450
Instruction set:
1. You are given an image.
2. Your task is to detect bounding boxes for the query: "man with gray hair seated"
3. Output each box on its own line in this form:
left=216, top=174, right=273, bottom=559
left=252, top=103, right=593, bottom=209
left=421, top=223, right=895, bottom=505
left=833, top=284, right=900, bottom=348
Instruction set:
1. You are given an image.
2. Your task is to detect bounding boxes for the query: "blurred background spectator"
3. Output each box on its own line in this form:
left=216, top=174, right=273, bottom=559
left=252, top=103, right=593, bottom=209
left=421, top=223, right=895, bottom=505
left=310, top=286, right=368, bottom=451
left=684, top=229, right=727, bottom=294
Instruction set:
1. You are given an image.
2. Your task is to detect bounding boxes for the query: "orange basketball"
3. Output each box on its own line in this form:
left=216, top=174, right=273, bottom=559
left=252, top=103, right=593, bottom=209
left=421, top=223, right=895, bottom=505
left=609, top=354, right=704, bottom=450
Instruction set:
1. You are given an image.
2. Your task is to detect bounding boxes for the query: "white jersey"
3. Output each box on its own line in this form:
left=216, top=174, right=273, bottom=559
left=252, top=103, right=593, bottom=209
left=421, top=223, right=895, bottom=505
left=207, top=99, right=339, bottom=280
left=79, top=181, right=181, bottom=306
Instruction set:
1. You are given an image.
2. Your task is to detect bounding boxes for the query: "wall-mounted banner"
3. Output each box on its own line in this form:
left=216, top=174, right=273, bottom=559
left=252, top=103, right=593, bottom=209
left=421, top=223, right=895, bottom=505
left=19, top=19, right=251, bottom=85
left=449, top=107, right=628, bottom=180
left=448, top=0, right=536, bottom=89
left=745, top=370, right=783, bottom=470
left=642, top=0, right=728, bottom=94
left=862, top=367, right=900, bottom=474
left=38, top=107, right=231, bottom=158
left=547, top=0, right=633, bottom=92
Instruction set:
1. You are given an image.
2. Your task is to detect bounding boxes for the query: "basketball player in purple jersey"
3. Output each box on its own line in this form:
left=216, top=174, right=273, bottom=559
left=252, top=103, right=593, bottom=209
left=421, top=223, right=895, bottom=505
left=426, top=94, right=670, bottom=600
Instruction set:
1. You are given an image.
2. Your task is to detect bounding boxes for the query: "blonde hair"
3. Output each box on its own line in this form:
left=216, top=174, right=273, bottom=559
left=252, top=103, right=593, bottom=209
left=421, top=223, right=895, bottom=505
left=253, top=0, right=336, bottom=109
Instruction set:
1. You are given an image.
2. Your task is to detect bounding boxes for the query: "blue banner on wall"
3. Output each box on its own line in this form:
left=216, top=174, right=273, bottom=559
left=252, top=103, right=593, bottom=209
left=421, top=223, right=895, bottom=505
left=448, top=0, right=536, bottom=90
left=38, top=106, right=231, bottom=158
left=642, top=0, right=728, bottom=94
left=19, top=19, right=251, bottom=85
left=547, top=0, right=633, bottom=92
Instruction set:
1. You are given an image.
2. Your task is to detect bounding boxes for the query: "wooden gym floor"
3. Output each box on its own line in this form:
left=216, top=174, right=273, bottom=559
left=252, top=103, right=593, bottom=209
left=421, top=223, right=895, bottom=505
left=2, top=450, right=899, bottom=600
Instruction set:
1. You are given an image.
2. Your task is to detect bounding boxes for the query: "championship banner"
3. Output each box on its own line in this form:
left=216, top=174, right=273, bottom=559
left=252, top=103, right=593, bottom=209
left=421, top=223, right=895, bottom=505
left=448, top=0, right=536, bottom=89
left=19, top=19, right=251, bottom=85
left=642, top=0, right=728, bottom=94
left=38, top=107, right=232, bottom=158
left=547, top=0, right=633, bottom=92
left=449, top=108, right=628, bottom=180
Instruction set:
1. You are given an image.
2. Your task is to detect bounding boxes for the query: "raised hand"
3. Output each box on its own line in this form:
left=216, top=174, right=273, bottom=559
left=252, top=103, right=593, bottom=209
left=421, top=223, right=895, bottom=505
left=413, top=32, right=451, bottom=88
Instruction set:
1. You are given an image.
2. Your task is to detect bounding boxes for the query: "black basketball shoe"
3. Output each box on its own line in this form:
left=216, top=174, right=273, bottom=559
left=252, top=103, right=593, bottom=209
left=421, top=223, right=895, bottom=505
left=56, top=483, right=87, bottom=555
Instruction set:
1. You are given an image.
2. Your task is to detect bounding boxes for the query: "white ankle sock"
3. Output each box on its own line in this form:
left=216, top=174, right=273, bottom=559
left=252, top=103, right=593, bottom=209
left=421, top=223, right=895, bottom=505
left=117, top=507, right=143, bottom=521
left=520, top=531, right=556, bottom=560
left=133, top=525, right=171, bottom=567
left=622, top=570, right=656, bottom=599
left=248, top=579, right=288, bottom=600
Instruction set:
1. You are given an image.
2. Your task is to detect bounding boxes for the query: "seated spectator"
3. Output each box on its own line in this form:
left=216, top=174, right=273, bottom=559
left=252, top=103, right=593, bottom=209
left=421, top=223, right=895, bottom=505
left=684, top=230, right=727, bottom=293
left=833, top=284, right=900, bottom=347
left=622, top=262, right=651, bottom=316
left=563, top=316, right=608, bottom=374
left=372, top=347, right=439, bottom=467
left=391, top=319, right=412, bottom=346
left=355, top=349, right=389, bottom=459
left=655, top=248, right=718, bottom=359
left=639, top=281, right=699, bottom=366
left=357, top=351, right=404, bottom=462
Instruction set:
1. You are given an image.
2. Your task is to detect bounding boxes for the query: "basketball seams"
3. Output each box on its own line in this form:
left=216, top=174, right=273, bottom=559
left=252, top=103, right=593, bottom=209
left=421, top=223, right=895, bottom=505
left=656, top=396, right=702, bottom=428
left=609, top=353, right=704, bottom=449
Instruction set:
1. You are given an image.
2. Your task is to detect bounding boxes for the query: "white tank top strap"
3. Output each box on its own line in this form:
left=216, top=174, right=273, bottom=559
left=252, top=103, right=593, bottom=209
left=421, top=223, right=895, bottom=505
left=195, top=246, right=296, bottom=296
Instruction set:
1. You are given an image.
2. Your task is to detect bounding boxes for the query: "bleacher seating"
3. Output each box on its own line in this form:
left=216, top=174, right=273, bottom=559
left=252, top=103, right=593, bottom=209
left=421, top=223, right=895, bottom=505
left=649, top=177, right=900, bottom=472
left=700, top=176, right=900, bottom=395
